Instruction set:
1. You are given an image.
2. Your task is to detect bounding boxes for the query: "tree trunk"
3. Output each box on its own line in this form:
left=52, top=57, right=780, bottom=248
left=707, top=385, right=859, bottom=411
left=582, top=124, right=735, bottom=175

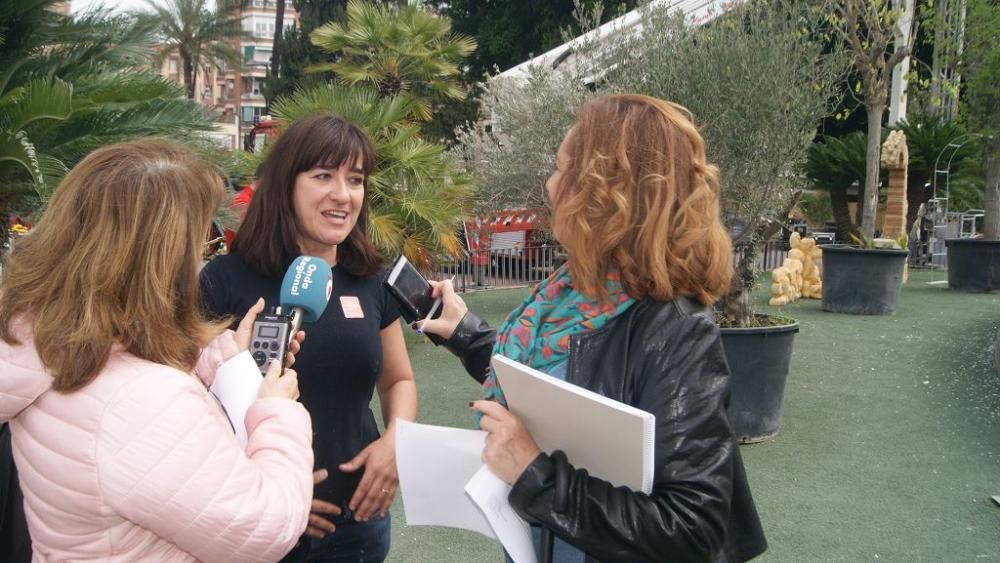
left=830, top=184, right=858, bottom=241
left=861, top=104, right=885, bottom=238
left=983, top=136, right=1000, bottom=240
left=271, top=0, right=286, bottom=84
left=722, top=242, right=757, bottom=328
left=854, top=179, right=866, bottom=226
left=183, top=55, right=196, bottom=99
left=720, top=192, right=803, bottom=327
left=929, top=0, right=948, bottom=118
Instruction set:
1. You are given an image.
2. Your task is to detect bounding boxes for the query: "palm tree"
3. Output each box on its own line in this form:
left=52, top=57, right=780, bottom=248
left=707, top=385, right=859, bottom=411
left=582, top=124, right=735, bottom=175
left=805, top=117, right=984, bottom=242
left=894, top=114, right=981, bottom=229
left=265, top=0, right=476, bottom=265
left=308, top=0, right=476, bottom=121
left=805, top=132, right=869, bottom=241
left=0, top=0, right=216, bottom=209
left=139, top=0, right=246, bottom=99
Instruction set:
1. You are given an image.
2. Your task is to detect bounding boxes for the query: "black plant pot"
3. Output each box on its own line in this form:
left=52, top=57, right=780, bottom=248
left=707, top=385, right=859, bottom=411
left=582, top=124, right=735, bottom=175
left=720, top=321, right=799, bottom=443
left=821, top=245, right=907, bottom=315
left=946, top=239, right=1000, bottom=293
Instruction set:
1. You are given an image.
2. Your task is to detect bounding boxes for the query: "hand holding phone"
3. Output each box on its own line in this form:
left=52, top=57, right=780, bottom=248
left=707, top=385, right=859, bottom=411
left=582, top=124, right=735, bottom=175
left=384, top=256, right=444, bottom=345
left=417, top=278, right=468, bottom=340
left=417, top=275, right=454, bottom=333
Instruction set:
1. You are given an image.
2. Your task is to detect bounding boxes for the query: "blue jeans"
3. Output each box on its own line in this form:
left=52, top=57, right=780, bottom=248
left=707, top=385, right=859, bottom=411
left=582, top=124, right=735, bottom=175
left=283, top=513, right=391, bottom=563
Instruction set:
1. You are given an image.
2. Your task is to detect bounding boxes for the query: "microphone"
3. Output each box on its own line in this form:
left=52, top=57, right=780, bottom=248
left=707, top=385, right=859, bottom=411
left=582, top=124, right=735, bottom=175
left=280, top=255, right=334, bottom=335
left=249, top=256, right=332, bottom=373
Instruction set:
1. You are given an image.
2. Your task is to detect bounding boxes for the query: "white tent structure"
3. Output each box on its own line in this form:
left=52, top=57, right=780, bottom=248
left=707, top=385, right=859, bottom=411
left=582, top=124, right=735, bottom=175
left=497, top=0, right=741, bottom=84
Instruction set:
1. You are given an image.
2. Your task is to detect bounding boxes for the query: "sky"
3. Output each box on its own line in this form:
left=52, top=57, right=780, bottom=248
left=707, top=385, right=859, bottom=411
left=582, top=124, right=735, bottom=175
left=71, top=0, right=153, bottom=14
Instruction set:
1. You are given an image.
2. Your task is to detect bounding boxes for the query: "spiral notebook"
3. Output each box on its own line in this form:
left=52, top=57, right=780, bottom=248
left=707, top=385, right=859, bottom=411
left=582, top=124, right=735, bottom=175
left=491, top=355, right=656, bottom=493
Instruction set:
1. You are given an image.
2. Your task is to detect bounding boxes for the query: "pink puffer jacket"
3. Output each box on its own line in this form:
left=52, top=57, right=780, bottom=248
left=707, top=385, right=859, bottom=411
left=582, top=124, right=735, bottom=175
left=0, top=321, right=313, bottom=562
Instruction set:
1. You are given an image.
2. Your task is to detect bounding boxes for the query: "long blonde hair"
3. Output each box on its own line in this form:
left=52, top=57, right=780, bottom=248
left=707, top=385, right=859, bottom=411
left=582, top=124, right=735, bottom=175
left=551, top=94, right=732, bottom=306
left=0, top=139, right=228, bottom=392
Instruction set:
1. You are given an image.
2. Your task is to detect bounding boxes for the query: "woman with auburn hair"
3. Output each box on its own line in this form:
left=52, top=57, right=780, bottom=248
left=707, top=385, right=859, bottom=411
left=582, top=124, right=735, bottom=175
left=420, top=94, right=767, bottom=562
left=0, top=139, right=314, bottom=562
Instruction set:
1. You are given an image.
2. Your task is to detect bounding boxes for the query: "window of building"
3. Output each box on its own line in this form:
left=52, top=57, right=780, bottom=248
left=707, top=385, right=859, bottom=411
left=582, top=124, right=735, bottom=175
left=241, top=105, right=266, bottom=124
left=255, top=22, right=275, bottom=37
left=243, top=46, right=254, bottom=62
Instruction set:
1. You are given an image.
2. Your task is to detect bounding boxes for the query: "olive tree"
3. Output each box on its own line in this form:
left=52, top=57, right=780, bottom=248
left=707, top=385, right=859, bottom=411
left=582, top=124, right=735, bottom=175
left=451, top=1, right=845, bottom=326
left=604, top=0, right=847, bottom=326
left=450, top=68, right=593, bottom=214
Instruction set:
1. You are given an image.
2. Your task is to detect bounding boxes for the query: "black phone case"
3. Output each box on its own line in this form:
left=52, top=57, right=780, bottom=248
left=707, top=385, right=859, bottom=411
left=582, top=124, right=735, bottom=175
left=383, top=266, right=445, bottom=346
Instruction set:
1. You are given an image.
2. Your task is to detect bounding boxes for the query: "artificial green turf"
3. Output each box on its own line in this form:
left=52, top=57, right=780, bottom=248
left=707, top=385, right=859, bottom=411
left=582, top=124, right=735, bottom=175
left=379, top=271, right=999, bottom=562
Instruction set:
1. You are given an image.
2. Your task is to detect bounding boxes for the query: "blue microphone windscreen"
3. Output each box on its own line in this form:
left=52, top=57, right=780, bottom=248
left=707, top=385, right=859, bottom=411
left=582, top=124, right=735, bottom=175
left=280, top=256, right=333, bottom=323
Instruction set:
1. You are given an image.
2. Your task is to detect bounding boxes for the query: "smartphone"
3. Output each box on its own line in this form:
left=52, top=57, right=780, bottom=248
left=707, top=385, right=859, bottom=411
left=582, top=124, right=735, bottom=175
left=384, top=256, right=438, bottom=322
left=384, top=256, right=444, bottom=345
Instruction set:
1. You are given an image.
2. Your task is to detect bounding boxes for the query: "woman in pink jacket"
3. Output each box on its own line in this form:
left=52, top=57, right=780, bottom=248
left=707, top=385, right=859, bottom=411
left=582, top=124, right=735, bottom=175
left=0, top=139, right=314, bottom=562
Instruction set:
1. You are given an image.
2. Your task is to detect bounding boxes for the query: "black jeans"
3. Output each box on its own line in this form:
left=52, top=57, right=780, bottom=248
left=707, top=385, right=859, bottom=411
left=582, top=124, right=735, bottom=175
left=0, top=424, right=30, bottom=563
left=283, top=512, right=391, bottom=563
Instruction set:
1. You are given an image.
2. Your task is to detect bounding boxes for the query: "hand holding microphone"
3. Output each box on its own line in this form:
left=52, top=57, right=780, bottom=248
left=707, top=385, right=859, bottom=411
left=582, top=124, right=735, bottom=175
left=248, top=256, right=333, bottom=374
left=235, top=299, right=306, bottom=367
left=258, top=359, right=299, bottom=401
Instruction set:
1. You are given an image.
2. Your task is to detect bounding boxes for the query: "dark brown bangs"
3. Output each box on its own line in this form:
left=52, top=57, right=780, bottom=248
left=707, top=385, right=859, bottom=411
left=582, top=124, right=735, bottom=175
left=299, top=119, right=376, bottom=178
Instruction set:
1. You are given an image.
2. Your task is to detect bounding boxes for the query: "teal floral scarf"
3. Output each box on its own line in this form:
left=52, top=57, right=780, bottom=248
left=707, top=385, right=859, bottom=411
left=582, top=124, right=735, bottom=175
left=479, top=264, right=635, bottom=413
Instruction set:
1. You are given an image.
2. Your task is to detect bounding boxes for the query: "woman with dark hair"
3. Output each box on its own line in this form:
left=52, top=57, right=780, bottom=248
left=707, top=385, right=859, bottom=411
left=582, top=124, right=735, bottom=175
left=0, top=139, right=312, bottom=562
left=200, top=115, right=418, bottom=563
left=420, top=94, right=768, bottom=562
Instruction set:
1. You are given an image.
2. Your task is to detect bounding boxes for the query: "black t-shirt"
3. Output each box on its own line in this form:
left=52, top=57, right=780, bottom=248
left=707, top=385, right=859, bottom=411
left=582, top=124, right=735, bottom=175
left=199, top=253, right=400, bottom=507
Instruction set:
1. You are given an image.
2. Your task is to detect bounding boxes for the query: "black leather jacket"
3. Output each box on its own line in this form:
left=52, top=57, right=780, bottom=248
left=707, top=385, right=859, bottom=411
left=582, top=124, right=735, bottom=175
left=443, top=297, right=767, bottom=563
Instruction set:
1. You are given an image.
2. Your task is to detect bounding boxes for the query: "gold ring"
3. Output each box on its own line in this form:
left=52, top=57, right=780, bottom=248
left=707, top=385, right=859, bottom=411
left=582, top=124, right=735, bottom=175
left=380, top=488, right=391, bottom=495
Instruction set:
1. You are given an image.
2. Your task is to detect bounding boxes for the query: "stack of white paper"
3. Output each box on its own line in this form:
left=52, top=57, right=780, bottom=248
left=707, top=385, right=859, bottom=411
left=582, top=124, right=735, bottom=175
left=395, top=355, right=656, bottom=563
left=491, top=355, right=656, bottom=493
left=395, top=419, right=538, bottom=563
left=394, top=420, right=495, bottom=537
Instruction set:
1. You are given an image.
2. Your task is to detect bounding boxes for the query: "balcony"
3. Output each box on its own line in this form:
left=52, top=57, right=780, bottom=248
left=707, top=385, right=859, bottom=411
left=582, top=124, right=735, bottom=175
left=242, top=61, right=269, bottom=78
left=242, top=0, right=297, bottom=14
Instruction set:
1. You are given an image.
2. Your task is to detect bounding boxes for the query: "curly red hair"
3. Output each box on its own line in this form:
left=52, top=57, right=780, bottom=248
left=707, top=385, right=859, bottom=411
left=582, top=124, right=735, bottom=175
left=551, top=94, right=732, bottom=306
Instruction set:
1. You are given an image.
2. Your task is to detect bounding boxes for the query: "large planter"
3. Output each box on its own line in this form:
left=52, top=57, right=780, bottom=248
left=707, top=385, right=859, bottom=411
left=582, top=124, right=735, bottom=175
left=821, top=245, right=907, bottom=315
left=946, top=239, right=1000, bottom=293
left=720, top=321, right=799, bottom=443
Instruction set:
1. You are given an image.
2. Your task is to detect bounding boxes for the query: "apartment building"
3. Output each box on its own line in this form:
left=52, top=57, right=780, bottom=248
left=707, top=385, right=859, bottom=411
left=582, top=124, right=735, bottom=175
left=239, top=0, right=297, bottom=139
left=155, top=0, right=298, bottom=151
